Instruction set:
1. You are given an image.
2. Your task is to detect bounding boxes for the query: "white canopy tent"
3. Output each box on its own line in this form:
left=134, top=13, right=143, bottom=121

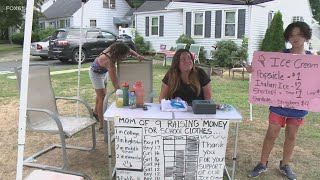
left=16, top=0, right=87, bottom=179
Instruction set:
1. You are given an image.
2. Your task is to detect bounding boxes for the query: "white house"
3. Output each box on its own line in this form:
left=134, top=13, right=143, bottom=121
left=134, top=0, right=315, bottom=61
left=39, top=0, right=134, bottom=35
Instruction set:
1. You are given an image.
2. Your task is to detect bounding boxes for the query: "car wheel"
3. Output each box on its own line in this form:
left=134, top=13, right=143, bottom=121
left=59, top=58, right=69, bottom=62
left=72, top=48, right=87, bottom=64
left=40, top=56, right=48, bottom=60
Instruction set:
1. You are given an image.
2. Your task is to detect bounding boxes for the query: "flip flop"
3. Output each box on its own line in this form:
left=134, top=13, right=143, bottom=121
left=91, top=109, right=99, bottom=121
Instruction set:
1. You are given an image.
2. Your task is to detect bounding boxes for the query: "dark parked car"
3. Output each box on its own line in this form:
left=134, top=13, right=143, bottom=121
left=48, top=28, right=137, bottom=63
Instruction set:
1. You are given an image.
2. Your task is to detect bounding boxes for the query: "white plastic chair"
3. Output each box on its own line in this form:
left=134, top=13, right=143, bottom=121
left=189, top=44, right=201, bottom=64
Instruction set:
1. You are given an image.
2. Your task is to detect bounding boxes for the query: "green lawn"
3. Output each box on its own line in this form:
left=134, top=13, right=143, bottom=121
left=0, top=44, right=22, bottom=54
left=0, top=62, right=319, bottom=179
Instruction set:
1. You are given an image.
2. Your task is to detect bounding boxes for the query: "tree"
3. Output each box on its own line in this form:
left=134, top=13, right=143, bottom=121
left=0, top=0, right=44, bottom=40
left=310, top=0, right=320, bottom=22
left=127, top=0, right=144, bottom=8
left=260, top=11, right=285, bottom=52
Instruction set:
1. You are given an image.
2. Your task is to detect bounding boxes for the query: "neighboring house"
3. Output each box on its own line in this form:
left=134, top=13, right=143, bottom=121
left=39, top=0, right=133, bottom=35
left=134, top=0, right=315, bottom=61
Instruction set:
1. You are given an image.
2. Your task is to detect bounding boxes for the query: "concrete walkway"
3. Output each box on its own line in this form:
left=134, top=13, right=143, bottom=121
left=7, top=68, right=89, bottom=79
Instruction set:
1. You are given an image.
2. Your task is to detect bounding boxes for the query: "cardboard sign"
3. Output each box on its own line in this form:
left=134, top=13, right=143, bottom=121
left=114, top=117, right=229, bottom=180
left=249, top=51, right=320, bottom=112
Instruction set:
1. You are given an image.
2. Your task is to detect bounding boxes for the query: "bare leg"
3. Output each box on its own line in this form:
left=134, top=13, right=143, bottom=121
left=260, top=124, right=281, bottom=166
left=94, top=95, right=98, bottom=114
left=95, top=88, right=106, bottom=129
left=282, top=124, right=299, bottom=165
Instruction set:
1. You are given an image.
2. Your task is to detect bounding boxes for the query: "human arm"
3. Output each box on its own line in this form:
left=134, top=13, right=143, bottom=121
left=129, top=49, right=144, bottom=61
left=159, top=83, right=169, bottom=103
left=202, top=83, right=212, bottom=100
left=107, top=62, right=120, bottom=90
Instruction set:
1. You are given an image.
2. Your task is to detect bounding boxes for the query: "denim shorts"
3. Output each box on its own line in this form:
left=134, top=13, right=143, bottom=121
left=89, top=68, right=108, bottom=89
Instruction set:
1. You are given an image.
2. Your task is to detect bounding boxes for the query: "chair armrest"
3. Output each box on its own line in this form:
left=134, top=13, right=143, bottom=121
left=103, top=90, right=116, bottom=112
left=27, top=108, right=64, bottom=133
left=147, top=90, right=155, bottom=103
left=55, top=96, right=93, bottom=118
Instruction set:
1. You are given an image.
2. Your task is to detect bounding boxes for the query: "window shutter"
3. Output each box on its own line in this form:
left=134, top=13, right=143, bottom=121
left=159, top=16, right=164, bottom=37
left=237, top=9, right=246, bottom=39
left=215, top=10, right=222, bottom=38
left=145, top=17, right=149, bottom=36
left=205, top=11, right=211, bottom=38
left=186, top=12, right=191, bottom=37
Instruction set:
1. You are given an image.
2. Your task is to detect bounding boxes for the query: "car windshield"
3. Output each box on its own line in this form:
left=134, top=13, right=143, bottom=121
left=52, top=30, right=66, bottom=39
left=40, top=36, right=51, bottom=42
left=67, top=29, right=80, bottom=39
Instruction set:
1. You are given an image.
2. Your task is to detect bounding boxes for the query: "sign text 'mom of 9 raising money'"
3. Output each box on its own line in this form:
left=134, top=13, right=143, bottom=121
left=249, top=51, right=320, bottom=112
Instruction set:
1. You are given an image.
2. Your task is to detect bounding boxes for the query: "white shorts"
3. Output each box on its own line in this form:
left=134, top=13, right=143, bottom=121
left=89, top=68, right=108, bottom=89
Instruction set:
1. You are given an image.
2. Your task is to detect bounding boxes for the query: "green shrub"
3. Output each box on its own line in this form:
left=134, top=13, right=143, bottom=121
left=38, top=27, right=56, bottom=39
left=260, top=11, right=285, bottom=51
left=134, top=31, right=151, bottom=54
left=212, top=40, right=238, bottom=68
left=232, top=37, right=248, bottom=64
left=199, top=47, right=206, bottom=63
left=11, top=28, right=57, bottom=45
left=176, top=34, right=195, bottom=50
left=11, top=32, right=24, bottom=45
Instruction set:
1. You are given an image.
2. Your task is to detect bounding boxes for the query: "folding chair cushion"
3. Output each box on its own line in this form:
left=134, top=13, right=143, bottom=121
left=25, top=170, right=84, bottom=180
left=32, top=116, right=96, bottom=137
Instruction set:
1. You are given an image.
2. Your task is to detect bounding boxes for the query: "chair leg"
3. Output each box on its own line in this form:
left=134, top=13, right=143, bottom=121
left=24, top=128, right=96, bottom=170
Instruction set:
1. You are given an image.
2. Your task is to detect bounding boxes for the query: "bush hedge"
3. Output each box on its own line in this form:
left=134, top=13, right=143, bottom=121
left=11, top=28, right=56, bottom=45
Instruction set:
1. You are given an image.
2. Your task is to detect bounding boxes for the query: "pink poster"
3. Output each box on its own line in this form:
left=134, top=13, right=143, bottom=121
left=249, top=51, right=320, bottom=112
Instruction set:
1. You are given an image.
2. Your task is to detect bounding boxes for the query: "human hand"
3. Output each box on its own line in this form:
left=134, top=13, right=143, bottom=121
left=137, top=55, right=144, bottom=62
left=245, top=65, right=253, bottom=73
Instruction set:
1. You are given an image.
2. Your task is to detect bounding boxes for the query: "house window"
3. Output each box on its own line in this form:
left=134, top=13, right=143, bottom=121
left=66, top=19, right=70, bottom=28
left=103, top=0, right=115, bottom=9
left=39, top=22, right=45, bottom=30
left=132, top=19, right=135, bottom=28
left=59, top=20, right=65, bottom=28
left=292, top=16, right=304, bottom=22
left=49, top=21, right=56, bottom=28
left=193, top=12, right=204, bottom=36
left=224, top=11, right=236, bottom=37
left=90, top=20, right=97, bottom=28
left=151, top=17, right=159, bottom=35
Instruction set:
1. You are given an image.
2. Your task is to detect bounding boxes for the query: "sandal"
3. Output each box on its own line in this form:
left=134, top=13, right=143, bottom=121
left=91, top=109, right=99, bottom=121
left=98, top=126, right=103, bottom=133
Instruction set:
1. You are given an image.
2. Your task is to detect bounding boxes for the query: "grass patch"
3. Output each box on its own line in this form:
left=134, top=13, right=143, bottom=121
left=0, top=62, right=319, bottom=179
left=0, top=44, right=22, bottom=54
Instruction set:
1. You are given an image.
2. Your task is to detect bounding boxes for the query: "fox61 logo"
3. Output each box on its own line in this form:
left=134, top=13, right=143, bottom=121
left=0, top=6, right=25, bottom=12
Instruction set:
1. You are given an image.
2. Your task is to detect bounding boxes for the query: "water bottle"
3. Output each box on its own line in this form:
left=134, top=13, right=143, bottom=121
left=133, top=80, right=144, bottom=107
left=122, top=82, right=129, bottom=106
left=129, top=90, right=136, bottom=109
left=115, top=89, right=123, bottom=108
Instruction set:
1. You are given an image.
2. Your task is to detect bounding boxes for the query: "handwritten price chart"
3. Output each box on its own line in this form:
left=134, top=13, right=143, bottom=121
left=249, top=51, right=320, bottom=112
left=114, top=117, right=229, bottom=180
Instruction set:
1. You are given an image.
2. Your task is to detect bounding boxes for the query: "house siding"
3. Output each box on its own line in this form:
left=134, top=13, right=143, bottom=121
left=72, top=0, right=131, bottom=34
left=175, top=3, right=249, bottom=58
left=135, top=0, right=314, bottom=60
left=135, top=10, right=183, bottom=52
